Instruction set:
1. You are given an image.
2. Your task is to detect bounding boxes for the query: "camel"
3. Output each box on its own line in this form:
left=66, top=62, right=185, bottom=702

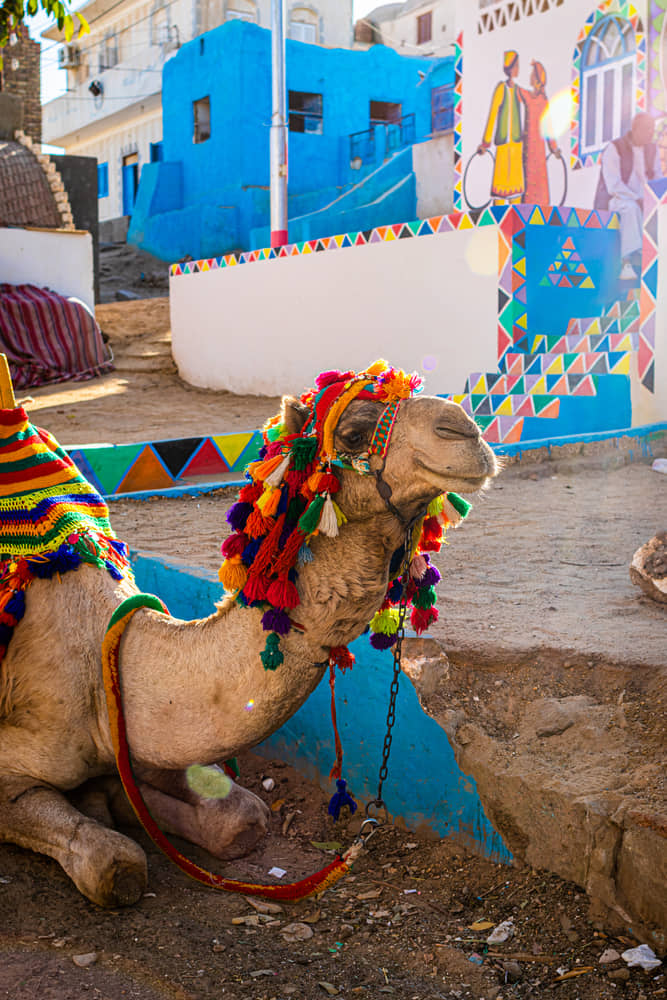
left=0, top=374, right=497, bottom=908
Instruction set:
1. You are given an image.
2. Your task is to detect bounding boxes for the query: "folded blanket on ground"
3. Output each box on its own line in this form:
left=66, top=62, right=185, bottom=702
left=0, top=283, right=113, bottom=389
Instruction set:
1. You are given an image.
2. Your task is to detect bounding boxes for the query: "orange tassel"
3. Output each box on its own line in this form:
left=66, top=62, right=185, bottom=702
left=218, top=556, right=248, bottom=593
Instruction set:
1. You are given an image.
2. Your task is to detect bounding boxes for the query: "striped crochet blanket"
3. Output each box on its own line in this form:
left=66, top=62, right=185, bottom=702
left=0, top=283, right=113, bottom=389
left=0, top=406, right=131, bottom=660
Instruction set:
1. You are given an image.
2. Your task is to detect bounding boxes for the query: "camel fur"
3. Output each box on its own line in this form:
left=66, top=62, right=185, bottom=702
left=0, top=392, right=497, bottom=906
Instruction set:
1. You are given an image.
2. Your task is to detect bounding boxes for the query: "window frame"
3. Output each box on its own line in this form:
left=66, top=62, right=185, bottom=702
left=417, top=10, right=432, bottom=45
left=288, top=90, right=323, bottom=134
left=97, top=162, right=109, bottom=198
left=193, top=96, right=211, bottom=144
left=579, top=14, right=636, bottom=158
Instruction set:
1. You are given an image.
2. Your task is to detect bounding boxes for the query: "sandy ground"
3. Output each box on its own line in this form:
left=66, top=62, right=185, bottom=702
left=3, top=297, right=666, bottom=999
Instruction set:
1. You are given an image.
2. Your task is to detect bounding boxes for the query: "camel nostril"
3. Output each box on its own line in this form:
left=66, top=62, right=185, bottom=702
left=434, top=422, right=478, bottom=441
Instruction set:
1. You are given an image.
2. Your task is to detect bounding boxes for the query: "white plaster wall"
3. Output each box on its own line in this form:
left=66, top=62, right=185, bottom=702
left=0, top=228, right=94, bottom=310
left=458, top=0, right=651, bottom=212
left=169, top=227, right=499, bottom=396
left=414, top=133, right=455, bottom=218
left=378, top=0, right=457, bottom=57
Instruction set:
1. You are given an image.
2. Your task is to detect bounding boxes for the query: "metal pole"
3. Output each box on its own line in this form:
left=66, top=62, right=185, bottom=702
left=270, top=0, right=288, bottom=247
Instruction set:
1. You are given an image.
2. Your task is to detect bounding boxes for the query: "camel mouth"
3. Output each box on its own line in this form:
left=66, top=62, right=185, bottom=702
left=414, top=446, right=498, bottom=494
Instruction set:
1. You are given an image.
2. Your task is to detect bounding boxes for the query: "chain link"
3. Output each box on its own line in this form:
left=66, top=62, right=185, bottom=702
left=367, top=523, right=418, bottom=817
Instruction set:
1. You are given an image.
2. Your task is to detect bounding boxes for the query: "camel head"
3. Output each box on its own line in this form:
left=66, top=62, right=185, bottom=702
left=219, top=361, right=498, bottom=668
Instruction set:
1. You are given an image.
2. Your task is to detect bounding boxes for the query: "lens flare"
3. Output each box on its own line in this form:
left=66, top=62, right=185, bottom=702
left=464, top=226, right=498, bottom=277
left=541, top=88, right=574, bottom=140
left=245, top=699, right=255, bottom=711
left=422, top=355, right=438, bottom=372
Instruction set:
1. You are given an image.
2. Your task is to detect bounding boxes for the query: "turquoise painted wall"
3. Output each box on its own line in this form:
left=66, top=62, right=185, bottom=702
left=129, top=20, right=453, bottom=261
left=131, top=550, right=511, bottom=863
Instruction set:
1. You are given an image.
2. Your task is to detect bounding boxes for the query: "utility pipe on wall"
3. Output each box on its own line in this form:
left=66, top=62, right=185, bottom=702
left=270, top=0, right=288, bottom=247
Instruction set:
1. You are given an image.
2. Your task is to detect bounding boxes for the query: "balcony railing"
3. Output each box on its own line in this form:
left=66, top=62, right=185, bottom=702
left=349, top=113, right=416, bottom=166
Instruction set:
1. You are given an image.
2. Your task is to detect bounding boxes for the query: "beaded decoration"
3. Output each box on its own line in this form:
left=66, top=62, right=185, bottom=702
left=0, top=406, right=132, bottom=661
left=218, top=361, right=472, bottom=677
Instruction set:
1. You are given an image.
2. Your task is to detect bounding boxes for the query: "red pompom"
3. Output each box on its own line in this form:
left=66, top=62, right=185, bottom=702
left=266, top=576, right=300, bottom=610
left=410, top=606, right=439, bottom=634
left=239, top=482, right=263, bottom=503
left=264, top=440, right=284, bottom=458
left=329, top=645, right=355, bottom=671
left=421, top=516, right=442, bottom=541
left=315, top=370, right=354, bottom=389
left=317, top=473, right=341, bottom=494
left=221, top=533, right=248, bottom=558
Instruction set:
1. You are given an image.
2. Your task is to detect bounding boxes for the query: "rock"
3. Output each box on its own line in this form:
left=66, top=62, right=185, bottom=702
left=338, top=924, right=354, bottom=939
left=599, top=948, right=621, bottom=964
left=244, top=896, right=284, bottom=915
left=318, top=983, right=339, bottom=996
left=630, top=533, right=667, bottom=604
left=281, top=922, right=314, bottom=943
left=262, top=777, right=276, bottom=791
left=72, top=953, right=98, bottom=967
left=502, top=960, right=522, bottom=982
left=608, top=968, right=631, bottom=982
left=249, top=969, right=276, bottom=978
left=621, top=944, right=662, bottom=971
left=529, top=697, right=591, bottom=737
left=487, top=919, right=515, bottom=944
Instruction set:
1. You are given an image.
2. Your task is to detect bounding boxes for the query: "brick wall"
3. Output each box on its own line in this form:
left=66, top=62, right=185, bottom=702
left=0, top=33, right=41, bottom=144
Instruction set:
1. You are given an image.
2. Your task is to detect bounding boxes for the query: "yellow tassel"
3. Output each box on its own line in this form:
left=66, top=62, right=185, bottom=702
left=332, top=500, right=347, bottom=527
left=365, top=359, right=390, bottom=376
left=318, top=493, right=339, bottom=538
left=218, top=556, right=248, bottom=593
left=257, top=487, right=281, bottom=516
left=427, top=494, right=445, bottom=518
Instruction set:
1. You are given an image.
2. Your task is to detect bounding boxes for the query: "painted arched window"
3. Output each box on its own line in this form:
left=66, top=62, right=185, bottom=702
left=580, top=14, right=636, bottom=156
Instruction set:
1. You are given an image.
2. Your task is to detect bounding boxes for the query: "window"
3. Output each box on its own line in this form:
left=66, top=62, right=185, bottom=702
left=99, top=33, right=119, bottom=71
left=97, top=162, right=109, bottom=198
left=580, top=15, right=636, bottom=157
left=193, top=96, right=211, bottom=143
left=226, top=1, right=258, bottom=22
left=122, top=153, right=138, bottom=215
left=417, top=11, right=432, bottom=45
left=150, top=141, right=163, bottom=162
left=288, top=91, right=323, bottom=133
left=290, top=19, right=317, bottom=43
left=431, top=83, right=454, bottom=133
left=369, top=100, right=402, bottom=126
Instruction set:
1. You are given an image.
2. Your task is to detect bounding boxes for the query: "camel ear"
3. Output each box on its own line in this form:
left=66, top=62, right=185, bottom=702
left=281, top=395, right=309, bottom=436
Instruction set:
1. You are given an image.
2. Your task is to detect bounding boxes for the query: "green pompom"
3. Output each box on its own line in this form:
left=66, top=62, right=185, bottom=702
left=298, top=494, right=325, bottom=535
left=446, top=492, right=472, bottom=519
left=291, top=436, right=318, bottom=470
left=266, top=423, right=285, bottom=442
left=260, top=632, right=284, bottom=671
left=412, top=585, right=437, bottom=609
left=185, top=764, right=233, bottom=799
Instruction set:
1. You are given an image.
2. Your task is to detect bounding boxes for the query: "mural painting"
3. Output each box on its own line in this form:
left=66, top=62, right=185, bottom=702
left=465, top=50, right=566, bottom=211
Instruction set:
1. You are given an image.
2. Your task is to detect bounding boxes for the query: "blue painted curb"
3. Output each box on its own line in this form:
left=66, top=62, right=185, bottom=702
left=130, top=549, right=512, bottom=863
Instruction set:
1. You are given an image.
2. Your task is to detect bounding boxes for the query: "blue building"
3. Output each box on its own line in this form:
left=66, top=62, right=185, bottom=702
left=129, top=20, right=453, bottom=261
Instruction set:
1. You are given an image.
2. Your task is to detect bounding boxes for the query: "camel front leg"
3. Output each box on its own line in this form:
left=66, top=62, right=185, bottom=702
left=0, top=774, right=147, bottom=908
left=137, top=765, right=271, bottom=860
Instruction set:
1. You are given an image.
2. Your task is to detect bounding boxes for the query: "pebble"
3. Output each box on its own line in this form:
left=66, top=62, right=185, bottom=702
left=262, top=777, right=275, bottom=791
left=281, top=922, right=314, bottom=943
left=72, top=953, right=98, bottom=968
left=249, top=969, right=276, bottom=978
left=318, top=983, right=339, bottom=996
left=599, top=948, right=621, bottom=964
left=608, top=968, right=631, bottom=982
left=487, top=919, right=515, bottom=944
left=502, top=960, right=522, bottom=982
left=244, top=896, right=284, bottom=915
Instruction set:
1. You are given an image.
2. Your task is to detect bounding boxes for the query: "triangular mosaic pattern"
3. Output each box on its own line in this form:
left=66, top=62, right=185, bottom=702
left=540, top=236, right=595, bottom=289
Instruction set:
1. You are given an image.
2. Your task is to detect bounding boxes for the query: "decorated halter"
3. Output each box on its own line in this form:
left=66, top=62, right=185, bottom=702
left=218, top=360, right=472, bottom=677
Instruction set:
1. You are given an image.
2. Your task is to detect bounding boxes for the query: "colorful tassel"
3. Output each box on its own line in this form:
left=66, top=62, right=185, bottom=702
left=297, top=544, right=313, bottom=565
left=411, top=606, right=438, bottom=633
left=298, top=495, right=326, bottom=535
left=218, top=556, right=248, bottom=594
left=318, top=494, right=339, bottom=538
left=443, top=491, right=472, bottom=526
left=265, top=453, right=291, bottom=489
left=245, top=508, right=275, bottom=539
left=243, top=574, right=269, bottom=603
left=266, top=576, right=300, bottom=610
left=260, top=632, right=284, bottom=671
left=290, top=436, right=318, bottom=470
left=328, top=779, right=357, bottom=821
left=221, top=533, right=248, bottom=559
left=226, top=502, right=253, bottom=532
left=256, top=488, right=281, bottom=517
left=412, top=585, right=437, bottom=609
left=329, top=645, right=355, bottom=671
left=332, top=501, right=347, bottom=528
left=409, top=553, right=428, bottom=580
left=262, top=608, right=292, bottom=636
left=369, top=607, right=399, bottom=636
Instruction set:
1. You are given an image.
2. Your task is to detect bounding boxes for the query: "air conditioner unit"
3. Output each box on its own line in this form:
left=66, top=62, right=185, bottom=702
left=58, top=45, right=81, bottom=69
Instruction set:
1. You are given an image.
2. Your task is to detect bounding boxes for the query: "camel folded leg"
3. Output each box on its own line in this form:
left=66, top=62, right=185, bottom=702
left=0, top=775, right=147, bottom=908
left=135, top=765, right=271, bottom=860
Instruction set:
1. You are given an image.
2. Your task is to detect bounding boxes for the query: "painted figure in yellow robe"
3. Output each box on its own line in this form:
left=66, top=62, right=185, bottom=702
left=477, top=50, right=525, bottom=203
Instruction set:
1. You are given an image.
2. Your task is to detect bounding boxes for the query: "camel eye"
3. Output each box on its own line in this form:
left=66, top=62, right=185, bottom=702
left=343, top=430, right=364, bottom=450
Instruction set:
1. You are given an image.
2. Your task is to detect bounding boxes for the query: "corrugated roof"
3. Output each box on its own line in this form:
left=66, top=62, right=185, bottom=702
left=0, top=142, right=61, bottom=229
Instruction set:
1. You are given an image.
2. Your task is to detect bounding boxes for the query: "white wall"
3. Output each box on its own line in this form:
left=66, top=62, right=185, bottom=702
left=169, top=227, right=499, bottom=396
left=414, top=133, right=454, bottom=218
left=0, top=228, right=94, bottom=310
left=634, top=202, right=667, bottom=425
left=377, top=0, right=457, bottom=57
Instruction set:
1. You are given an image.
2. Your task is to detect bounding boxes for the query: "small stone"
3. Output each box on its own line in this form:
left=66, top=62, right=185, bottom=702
left=502, top=960, right=522, bottom=982
left=318, top=983, right=339, bottom=996
left=249, top=969, right=276, bottom=978
left=357, top=889, right=382, bottom=900
left=51, top=939, right=67, bottom=948
left=244, top=896, right=284, bottom=915
left=262, top=777, right=275, bottom=791
left=608, top=968, right=631, bottom=982
left=281, top=922, right=314, bottom=943
left=487, top=919, right=515, bottom=944
left=450, top=901, right=464, bottom=914
left=599, top=948, right=621, bottom=964
left=338, top=924, right=354, bottom=939
left=72, top=953, right=98, bottom=968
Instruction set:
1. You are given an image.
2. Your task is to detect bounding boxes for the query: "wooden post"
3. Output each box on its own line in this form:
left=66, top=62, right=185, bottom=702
left=0, top=355, right=16, bottom=409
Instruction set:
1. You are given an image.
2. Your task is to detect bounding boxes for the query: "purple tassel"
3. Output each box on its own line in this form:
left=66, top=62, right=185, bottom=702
left=328, top=779, right=357, bottom=821
left=105, top=561, right=123, bottom=581
left=261, top=608, right=291, bottom=636
left=370, top=632, right=398, bottom=651
left=421, top=565, right=441, bottom=587
left=226, top=502, right=253, bottom=532
left=4, top=590, right=25, bottom=618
